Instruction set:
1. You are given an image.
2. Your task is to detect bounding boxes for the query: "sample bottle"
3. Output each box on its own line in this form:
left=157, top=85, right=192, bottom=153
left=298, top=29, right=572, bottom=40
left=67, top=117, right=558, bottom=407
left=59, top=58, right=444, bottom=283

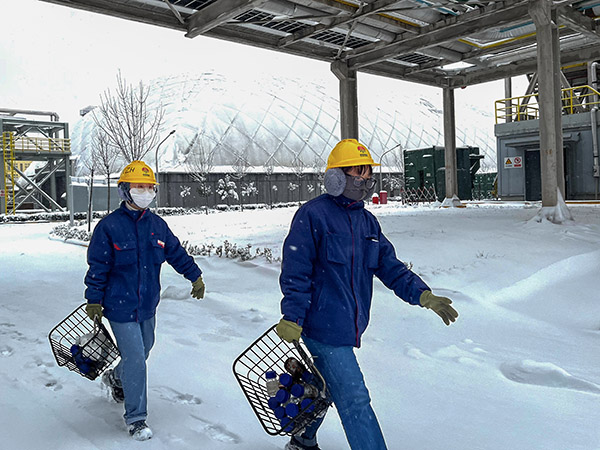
left=265, top=370, right=279, bottom=397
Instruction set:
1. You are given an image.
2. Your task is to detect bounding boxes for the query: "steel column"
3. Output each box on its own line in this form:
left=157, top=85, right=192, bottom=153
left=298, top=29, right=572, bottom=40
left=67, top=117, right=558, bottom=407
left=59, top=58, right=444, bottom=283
left=443, top=86, right=458, bottom=200
left=530, top=0, right=565, bottom=206
left=331, top=60, right=359, bottom=140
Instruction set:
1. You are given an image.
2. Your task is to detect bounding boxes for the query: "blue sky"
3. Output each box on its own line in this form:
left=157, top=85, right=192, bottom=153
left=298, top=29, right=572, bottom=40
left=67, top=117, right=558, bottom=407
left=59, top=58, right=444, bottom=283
left=0, top=0, right=525, bottom=127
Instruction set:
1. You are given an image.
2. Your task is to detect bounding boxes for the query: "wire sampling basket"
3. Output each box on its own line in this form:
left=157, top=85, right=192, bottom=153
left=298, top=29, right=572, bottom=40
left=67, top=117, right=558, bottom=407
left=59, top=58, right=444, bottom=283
left=48, top=304, right=120, bottom=381
left=233, top=325, right=331, bottom=436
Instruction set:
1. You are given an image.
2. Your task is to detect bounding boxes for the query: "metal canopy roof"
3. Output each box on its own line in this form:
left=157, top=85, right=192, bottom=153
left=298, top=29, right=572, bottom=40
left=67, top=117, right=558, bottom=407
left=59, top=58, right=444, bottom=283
left=39, top=0, right=600, bottom=88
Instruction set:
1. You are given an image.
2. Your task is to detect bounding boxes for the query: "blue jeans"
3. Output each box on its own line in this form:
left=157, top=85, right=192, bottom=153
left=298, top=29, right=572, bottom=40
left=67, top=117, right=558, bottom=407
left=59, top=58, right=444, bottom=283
left=297, top=337, right=387, bottom=450
left=109, top=317, right=156, bottom=425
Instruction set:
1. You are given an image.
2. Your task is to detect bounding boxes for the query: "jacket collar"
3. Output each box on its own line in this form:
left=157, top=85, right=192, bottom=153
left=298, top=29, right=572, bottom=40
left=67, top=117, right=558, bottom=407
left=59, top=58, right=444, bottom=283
left=330, top=194, right=365, bottom=210
left=119, top=201, right=147, bottom=221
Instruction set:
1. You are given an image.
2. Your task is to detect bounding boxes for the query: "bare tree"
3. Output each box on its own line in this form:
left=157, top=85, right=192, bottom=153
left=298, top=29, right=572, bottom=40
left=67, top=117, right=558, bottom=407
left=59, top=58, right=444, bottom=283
left=231, top=148, right=251, bottom=211
left=264, top=156, right=275, bottom=208
left=185, top=133, right=216, bottom=214
left=311, top=156, right=326, bottom=197
left=92, top=129, right=121, bottom=213
left=290, top=153, right=306, bottom=203
left=93, top=71, right=164, bottom=162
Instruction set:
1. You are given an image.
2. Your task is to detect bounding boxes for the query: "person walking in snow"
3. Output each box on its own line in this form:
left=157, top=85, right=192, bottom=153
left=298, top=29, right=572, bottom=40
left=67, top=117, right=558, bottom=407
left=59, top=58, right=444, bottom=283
left=83, top=160, right=206, bottom=441
left=276, top=139, right=458, bottom=450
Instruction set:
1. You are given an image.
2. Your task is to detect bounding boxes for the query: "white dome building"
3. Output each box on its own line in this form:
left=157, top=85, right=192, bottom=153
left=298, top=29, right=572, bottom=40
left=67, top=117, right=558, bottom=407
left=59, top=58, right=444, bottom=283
left=71, top=71, right=496, bottom=208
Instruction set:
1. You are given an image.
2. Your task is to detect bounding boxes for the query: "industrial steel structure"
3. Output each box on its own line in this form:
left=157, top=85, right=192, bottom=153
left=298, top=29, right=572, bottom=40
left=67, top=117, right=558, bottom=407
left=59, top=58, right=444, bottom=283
left=36, top=0, right=600, bottom=209
left=0, top=109, right=72, bottom=217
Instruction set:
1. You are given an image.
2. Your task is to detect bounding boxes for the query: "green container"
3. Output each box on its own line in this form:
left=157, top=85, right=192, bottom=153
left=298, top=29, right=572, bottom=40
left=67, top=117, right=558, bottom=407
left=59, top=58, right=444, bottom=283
left=403, top=146, right=482, bottom=201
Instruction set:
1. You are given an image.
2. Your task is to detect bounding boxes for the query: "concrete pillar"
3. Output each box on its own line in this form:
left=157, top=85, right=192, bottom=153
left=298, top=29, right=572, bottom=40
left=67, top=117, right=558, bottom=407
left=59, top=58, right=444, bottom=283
left=443, top=86, right=459, bottom=200
left=529, top=0, right=564, bottom=206
left=504, top=77, right=512, bottom=123
left=331, top=60, right=359, bottom=139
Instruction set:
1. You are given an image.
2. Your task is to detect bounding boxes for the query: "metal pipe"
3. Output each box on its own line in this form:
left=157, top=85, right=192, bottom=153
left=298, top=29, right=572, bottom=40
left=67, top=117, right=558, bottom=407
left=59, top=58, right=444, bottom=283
left=591, top=62, right=599, bottom=199
left=0, top=108, right=60, bottom=121
left=155, top=129, right=176, bottom=211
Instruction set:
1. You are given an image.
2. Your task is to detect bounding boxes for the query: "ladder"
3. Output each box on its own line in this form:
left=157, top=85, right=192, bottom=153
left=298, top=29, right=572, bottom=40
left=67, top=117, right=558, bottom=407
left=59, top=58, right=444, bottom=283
left=2, top=132, right=16, bottom=214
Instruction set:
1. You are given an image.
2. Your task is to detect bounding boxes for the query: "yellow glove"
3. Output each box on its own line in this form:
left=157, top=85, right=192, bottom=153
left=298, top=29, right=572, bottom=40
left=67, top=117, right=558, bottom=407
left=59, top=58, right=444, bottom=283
left=420, top=291, right=458, bottom=326
left=85, top=303, right=103, bottom=320
left=191, top=276, right=205, bottom=299
left=276, top=318, right=302, bottom=343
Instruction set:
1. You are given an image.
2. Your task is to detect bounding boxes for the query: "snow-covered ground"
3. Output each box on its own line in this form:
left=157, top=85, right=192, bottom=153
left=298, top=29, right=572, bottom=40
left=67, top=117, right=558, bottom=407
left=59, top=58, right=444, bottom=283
left=1, top=202, right=599, bottom=450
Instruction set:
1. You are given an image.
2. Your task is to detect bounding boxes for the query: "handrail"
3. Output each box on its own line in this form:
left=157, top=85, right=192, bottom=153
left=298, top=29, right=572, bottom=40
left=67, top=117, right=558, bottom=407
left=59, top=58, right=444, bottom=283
left=495, top=85, right=600, bottom=123
left=5, top=133, right=71, bottom=153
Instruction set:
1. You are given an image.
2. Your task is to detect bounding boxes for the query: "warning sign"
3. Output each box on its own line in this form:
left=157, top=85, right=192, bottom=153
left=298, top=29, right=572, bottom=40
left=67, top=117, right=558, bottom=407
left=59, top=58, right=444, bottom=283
left=504, top=156, right=523, bottom=169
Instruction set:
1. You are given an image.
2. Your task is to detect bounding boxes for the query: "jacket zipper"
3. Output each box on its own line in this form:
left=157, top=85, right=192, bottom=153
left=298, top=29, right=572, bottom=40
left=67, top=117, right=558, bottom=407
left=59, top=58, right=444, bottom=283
left=346, top=210, right=360, bottom=347
left=135, top=210, right=147, bottom=323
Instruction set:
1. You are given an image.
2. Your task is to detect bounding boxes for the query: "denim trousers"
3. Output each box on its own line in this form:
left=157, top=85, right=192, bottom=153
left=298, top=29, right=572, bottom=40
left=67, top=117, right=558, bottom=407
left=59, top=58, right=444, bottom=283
left=297, top=336, right=387, bottom=450
left=109, top=316, right=156, bottom=425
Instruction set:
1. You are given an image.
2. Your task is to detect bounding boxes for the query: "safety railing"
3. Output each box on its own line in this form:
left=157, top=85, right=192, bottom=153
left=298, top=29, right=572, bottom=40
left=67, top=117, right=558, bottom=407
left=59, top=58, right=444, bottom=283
left=400, top=185, right=438, bottom=204
left=3, top=132, right=71, bottom=154
left=495, top=85, right=600, bottom=123
left=2, top=132, right=16, bottom=214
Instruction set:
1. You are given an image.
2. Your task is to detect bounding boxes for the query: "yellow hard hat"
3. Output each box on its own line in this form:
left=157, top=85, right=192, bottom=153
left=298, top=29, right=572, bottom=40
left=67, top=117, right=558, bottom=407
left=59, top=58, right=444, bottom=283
left=326, top=139, right=380, bottom=171
left=117, top=160, right=158, bottom=184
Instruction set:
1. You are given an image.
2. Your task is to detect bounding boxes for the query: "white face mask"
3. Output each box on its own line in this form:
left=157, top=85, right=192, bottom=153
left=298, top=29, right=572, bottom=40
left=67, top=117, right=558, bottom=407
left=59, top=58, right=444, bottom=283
left=130, top=188, right=156, bottom=209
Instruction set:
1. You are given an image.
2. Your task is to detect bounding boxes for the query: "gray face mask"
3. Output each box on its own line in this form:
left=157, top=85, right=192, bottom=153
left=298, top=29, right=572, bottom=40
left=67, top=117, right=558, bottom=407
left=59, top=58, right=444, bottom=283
left=342, top=175, right=377, bottom=201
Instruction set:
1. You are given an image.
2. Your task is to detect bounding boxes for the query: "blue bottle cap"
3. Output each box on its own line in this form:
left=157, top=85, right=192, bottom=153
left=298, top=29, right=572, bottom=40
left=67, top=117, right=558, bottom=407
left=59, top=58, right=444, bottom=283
left=285, top=402, right=300, bottom=418
left=300, top=397, right=315, bottom=413
left=265, top=370, right=277, bottom=379
left=290, top=383, right=305, bottom=398
left=268, top=397, right=280, bottom=410
left=274, top=406, right=286, bottom=419
left=301, top=370, right=314, bottom=383
left=279, top=373, right=293, bottom=387
left=280, top=417, right=294, bottom=432
left=275, top=389, right=290, bottom=404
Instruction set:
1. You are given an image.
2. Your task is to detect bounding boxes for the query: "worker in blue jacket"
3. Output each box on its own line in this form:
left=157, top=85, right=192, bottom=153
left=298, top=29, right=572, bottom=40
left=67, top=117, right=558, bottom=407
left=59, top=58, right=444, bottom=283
left=84, top=160, right=205, bottom=441
left=276, top=139, right=458, bottom=450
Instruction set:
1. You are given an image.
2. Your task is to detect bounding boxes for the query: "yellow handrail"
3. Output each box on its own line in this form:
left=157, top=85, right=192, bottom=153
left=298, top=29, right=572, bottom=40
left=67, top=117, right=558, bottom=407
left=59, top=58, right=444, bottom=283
left=2, top=132, right=16, bottom=214
left=10, top=135, right=71, bottom=153
left=495, top=85, right=600, bottom=123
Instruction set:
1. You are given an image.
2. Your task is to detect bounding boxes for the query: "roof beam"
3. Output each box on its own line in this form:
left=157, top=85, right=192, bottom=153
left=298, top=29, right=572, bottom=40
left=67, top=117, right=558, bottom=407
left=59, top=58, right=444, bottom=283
left=557, top=5, right=600, bottom=41
left=450, top=43, right=600, bottom=87
left=402, top=27, right=577, bottom=76
left=39, top=0, right=184, bottom=31
left=186, top=0, right=268, bottom=38
left=345, top=0, right=528, bottom=70
left=290, top=0, right=419, bottom=34
left=278, top=0, right=401, bottom=47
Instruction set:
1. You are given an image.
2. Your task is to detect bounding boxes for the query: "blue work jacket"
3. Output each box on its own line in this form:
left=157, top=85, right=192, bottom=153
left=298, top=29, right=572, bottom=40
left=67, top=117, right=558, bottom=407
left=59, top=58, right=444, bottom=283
left=280, top=194, right=430, bottom=347
left=84, top=202, right=202, bottom=323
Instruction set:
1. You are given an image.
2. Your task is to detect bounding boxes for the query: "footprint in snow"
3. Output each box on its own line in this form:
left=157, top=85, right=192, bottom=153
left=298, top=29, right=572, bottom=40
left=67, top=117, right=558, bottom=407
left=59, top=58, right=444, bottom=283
left=190, top=414, right=240, bottom=443
left=239, top=308, right=267, bottom=323
left=154, top=386, right=203, bottom=405
left=433, top=344, right=485, bottom=366
left=500, top=360, right=600, bottom=394
left=0, top=345, right=13, bottom=356
left=199, top=325, right=241, bottom=342
left=41, top=372, right=63, bottom=391
left=24, top=357, right=55, bottom=369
